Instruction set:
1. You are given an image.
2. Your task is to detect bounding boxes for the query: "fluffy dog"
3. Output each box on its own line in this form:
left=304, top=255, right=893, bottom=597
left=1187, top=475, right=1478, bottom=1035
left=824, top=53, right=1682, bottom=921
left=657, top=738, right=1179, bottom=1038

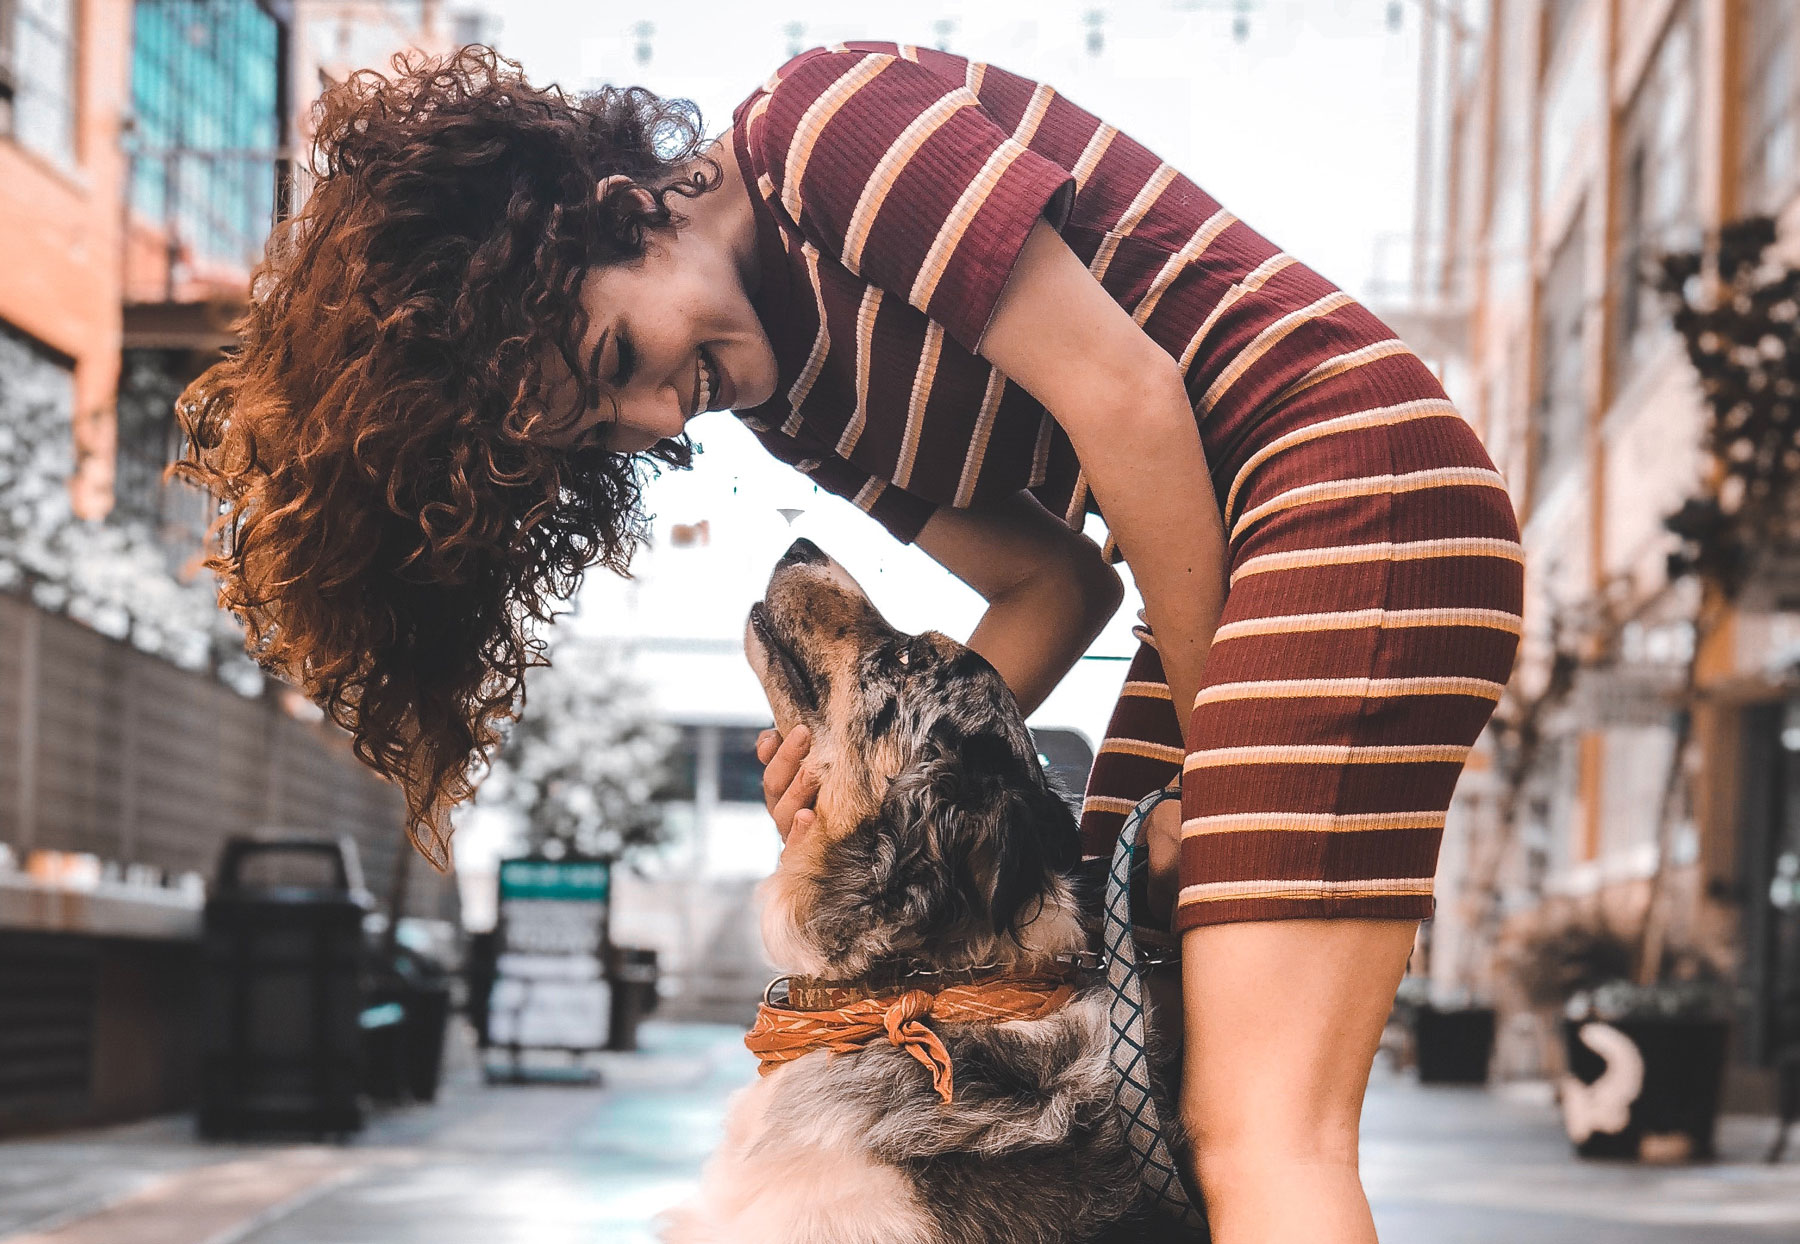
left=659, top=538, right=1198, bottom=1244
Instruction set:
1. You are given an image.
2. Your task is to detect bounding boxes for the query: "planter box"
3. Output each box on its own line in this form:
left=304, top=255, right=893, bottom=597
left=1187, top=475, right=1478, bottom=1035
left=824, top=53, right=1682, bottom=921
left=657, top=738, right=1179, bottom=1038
left=1561, top=1016, right=1730, bottom=1160
left=1413, top=1006, right=1496, bottom=1084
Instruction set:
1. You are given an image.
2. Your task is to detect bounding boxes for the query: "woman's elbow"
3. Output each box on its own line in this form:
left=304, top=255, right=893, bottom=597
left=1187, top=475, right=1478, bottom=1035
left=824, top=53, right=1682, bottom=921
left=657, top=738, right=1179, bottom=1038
left=1060, top=542, right=1124, bottom=631
left=1084, top=554, right=1126, bottom=621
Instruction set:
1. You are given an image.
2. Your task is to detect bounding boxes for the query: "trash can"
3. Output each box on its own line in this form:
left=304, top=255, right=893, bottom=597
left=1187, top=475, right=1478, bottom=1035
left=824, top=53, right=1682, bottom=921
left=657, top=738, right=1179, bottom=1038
left=605, top=946, right=660, bottom=1052
left=465, top=929, right=498, bottom=1047
left=363, top=944, right=453, bottom=1104
left=198, top=835, right=373, bottom=1139
left=402, top=980, right=453, bottom=1101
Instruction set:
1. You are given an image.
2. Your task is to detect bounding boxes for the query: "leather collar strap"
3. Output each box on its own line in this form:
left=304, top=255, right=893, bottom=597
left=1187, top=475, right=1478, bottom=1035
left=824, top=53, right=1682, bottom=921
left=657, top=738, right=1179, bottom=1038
left=744, top=971, right=1078, bottom=1105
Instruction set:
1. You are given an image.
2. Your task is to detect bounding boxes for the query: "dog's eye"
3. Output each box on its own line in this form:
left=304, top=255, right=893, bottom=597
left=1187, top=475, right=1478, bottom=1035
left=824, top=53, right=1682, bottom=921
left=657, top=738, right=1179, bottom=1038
left=895, top=648, right=910, bottom=668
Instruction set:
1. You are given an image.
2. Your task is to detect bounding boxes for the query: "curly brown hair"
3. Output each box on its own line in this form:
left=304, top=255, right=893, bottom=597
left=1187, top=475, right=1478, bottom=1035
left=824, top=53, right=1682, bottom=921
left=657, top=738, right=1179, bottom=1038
left=174, top=45, right=719, bottom=866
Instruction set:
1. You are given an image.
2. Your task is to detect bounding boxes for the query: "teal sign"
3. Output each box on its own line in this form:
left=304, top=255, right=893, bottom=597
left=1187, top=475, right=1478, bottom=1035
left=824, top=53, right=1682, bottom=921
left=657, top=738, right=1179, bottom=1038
left=498, top=858, right=610, bottom=902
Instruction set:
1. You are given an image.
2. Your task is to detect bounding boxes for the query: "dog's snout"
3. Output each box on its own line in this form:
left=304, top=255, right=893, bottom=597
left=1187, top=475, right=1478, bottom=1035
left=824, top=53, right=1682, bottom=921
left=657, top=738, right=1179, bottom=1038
left=779, top=538, right=827, bottom=568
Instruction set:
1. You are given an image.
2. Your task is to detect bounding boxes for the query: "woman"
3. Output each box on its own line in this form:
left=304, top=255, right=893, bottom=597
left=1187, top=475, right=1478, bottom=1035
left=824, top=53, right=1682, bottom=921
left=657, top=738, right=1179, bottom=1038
left=178, top=42, right=1521, bottom=1242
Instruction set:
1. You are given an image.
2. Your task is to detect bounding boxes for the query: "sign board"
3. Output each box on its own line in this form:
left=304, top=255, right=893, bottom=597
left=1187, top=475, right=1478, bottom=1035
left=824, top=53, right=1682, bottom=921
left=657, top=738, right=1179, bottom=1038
left=487, top=857, right=612, bottom=1053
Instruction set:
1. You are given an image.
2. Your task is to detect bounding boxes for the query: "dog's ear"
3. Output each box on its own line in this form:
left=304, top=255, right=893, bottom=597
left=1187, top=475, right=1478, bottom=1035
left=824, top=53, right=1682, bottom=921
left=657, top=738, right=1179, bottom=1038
left=876, top=721, right=1080, bottom=943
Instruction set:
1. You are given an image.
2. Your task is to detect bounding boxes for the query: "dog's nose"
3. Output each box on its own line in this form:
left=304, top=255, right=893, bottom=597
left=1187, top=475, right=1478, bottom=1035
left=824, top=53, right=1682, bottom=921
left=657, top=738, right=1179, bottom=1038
left=778, top=538, right=827, bottom=568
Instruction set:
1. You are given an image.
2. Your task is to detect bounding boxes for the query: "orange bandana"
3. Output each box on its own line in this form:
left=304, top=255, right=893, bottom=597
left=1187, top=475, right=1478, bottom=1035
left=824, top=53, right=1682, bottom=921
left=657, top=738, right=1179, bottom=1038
left=743, top=974, right=1077, bottom=1105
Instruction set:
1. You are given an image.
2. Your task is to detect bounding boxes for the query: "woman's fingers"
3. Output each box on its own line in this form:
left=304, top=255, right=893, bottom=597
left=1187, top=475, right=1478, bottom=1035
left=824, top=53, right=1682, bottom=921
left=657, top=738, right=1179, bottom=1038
left=787, top=807, right=817, bottom=850
left=770, top=755, right=822, bottom=843
left=1145, top=795, right=1182, bottom=929
left=760, top=725, right=819, bottom=840
left=760, top=725, right=810, bottom=810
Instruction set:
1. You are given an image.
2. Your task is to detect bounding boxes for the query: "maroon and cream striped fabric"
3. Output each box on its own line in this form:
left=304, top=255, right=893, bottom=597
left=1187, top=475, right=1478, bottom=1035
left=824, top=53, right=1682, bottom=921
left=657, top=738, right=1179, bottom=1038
left=729, top=42, right=1524, bottom=929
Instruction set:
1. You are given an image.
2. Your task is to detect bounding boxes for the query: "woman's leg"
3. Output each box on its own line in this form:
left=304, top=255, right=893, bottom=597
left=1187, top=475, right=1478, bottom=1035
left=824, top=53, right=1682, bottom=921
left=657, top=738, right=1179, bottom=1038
left=1167, top=391, right=1523, bottom=1240
left=1178, top=917, right=1416, bottom=1244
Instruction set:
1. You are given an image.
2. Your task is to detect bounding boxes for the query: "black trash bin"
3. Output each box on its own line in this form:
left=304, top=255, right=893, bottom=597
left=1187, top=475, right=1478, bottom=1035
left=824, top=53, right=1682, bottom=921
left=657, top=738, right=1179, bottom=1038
left=198, top=835, right=373, bottom=1139
left=363, top=945, right=454, bottom=1104
left=606, top=947, right=660, bottom=1052
left=465, top=929, right=499, bottom=1047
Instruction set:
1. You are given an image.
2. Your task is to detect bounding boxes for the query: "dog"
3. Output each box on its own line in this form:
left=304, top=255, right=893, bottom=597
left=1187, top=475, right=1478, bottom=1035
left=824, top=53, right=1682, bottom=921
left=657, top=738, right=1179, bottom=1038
left=658, top=538, right=1199, bottom=1244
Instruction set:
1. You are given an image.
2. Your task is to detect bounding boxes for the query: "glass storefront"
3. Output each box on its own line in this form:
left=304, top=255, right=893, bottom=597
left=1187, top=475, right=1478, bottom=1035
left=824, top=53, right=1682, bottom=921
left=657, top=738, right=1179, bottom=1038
left=1740, top=701, right=1800, bottom=1069
left=128, top=0, right=282, bottom=278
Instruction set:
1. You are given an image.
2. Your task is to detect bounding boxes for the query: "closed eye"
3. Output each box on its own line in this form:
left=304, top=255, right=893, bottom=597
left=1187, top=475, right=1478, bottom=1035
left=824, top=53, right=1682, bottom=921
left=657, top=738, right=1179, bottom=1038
left=611, top=328, right=635, bottom=385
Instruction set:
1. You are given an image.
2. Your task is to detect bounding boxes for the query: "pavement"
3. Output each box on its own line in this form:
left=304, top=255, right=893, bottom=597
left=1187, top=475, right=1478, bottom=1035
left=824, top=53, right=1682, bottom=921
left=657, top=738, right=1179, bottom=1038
left=0, top=1020, right=1796, bottom=1244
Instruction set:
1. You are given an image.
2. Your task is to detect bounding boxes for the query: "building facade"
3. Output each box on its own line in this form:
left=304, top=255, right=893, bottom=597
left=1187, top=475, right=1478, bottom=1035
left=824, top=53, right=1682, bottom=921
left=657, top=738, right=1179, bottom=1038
left=1410, top=0, right=1800, bottom=1103
left=0, top=0, right=469, bottom=1133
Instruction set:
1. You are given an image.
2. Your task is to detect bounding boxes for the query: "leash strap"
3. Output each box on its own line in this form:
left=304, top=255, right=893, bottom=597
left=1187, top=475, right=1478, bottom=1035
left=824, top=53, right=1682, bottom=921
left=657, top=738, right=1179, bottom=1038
left=1105, top=786, right=1210, bottom=1234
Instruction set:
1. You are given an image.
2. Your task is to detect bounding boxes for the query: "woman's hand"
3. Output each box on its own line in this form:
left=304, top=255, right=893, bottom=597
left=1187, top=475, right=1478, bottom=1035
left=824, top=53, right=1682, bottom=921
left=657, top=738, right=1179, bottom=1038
left=755, top=725, right=820, bottom=847
left=1145, top=794, right=1182, bottom=928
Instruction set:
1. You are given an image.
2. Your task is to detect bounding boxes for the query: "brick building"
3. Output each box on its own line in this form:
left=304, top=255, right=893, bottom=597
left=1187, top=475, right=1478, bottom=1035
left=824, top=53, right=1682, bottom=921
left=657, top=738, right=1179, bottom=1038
left=1407, top=0, right=1800, bottom=1105
left=0, top=0, right=469, bottom=1134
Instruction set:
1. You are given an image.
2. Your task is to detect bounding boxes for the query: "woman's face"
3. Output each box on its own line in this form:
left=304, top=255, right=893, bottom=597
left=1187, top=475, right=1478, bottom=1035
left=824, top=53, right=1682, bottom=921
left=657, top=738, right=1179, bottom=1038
left=548, top=157, right=779, bottom=454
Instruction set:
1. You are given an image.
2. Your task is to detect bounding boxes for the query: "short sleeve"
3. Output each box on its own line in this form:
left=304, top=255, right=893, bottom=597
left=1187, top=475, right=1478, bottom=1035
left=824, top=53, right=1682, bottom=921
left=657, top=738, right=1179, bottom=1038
left=740, top=417, right=939, bottom=543
left=751, top=47, right=1076, bottom=356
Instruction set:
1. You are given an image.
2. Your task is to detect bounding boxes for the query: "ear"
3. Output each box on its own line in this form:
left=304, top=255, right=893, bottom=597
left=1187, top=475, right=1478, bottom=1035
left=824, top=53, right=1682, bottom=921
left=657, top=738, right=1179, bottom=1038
left=595, top=173, right=659, bottom=213
left=878, top=724, right=1080, bottom=942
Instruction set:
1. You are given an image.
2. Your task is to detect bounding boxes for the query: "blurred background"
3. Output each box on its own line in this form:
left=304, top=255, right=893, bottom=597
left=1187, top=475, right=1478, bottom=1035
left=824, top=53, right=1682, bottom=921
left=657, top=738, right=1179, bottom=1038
left=2, top=1, right=1799, bottom=1242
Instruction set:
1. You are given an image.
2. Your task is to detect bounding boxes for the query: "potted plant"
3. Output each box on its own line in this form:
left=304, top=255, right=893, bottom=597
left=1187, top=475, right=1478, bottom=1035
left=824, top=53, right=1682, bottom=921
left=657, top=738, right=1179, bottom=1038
left=1513, top=915, right=1732, bottom=1160
left=1560, top=963, right=1733, bottom=1161
left=1411, top=988, right=1499, bottom=1085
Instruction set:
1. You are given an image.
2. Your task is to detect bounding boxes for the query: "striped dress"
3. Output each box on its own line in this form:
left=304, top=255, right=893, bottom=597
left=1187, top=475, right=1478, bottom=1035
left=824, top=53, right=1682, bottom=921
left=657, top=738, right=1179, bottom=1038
left=729, top=42, right=1524, bottom=932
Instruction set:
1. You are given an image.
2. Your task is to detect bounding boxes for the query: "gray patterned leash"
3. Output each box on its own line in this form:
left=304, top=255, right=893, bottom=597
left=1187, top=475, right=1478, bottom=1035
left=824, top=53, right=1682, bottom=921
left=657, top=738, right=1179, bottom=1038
left=1104, top=786, right=1210, bottom=1235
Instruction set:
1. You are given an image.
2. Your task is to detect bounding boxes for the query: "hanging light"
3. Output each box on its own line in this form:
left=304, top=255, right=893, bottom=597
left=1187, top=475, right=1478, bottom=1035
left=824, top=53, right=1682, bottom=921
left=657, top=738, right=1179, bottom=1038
left=1084, top=9, right=1105, bottom=57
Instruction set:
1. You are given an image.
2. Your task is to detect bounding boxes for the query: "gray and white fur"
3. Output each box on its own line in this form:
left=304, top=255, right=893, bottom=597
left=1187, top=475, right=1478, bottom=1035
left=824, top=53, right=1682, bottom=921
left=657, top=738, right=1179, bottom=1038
left=658, top=539, right=1201, bottom=1244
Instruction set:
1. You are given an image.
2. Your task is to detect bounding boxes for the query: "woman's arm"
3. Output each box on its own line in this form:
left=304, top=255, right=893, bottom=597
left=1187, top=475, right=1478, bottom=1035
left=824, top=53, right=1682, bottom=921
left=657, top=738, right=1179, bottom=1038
left=756, top=493, right=1119, bottom=846
left=913, top=493, right=1124, bottom=716
left=976, top=220, right=1227, bottom=738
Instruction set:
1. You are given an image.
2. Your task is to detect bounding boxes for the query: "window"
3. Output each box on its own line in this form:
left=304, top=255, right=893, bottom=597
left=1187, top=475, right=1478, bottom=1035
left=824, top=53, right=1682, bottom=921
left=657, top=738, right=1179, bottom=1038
left=1488, top=2, right=1536, bottom=287
left=129, top=0, right=282, bottom=277
left=1532, top=220, right=1588, bottom=503
left=1740, top=0, right=1800, bottom=213
left=0, top=322, right=76, bottom=563
left=652, top=725, right=774, bottom=806
left=655, top=726, right=700, bottom=803
left=1539, top=8, right=1599, bottom=216
left=1614, top=6, right=1697, bottom=375
left=3, top=0, right=76, bottom=165
left=716, top=727, right=769, bottom=805
left=113, top=349, right=213, bottom=550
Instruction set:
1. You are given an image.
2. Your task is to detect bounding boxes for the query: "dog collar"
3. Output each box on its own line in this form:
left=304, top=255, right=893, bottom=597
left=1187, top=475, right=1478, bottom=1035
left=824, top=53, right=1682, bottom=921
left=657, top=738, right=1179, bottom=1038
left=762, top=952, right=1099, bottom=1011
left=744, top=963, right=1089, bottom=1105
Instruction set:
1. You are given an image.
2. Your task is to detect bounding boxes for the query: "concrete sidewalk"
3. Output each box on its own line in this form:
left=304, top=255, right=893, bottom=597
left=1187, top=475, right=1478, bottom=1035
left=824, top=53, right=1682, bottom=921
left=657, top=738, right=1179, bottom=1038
left=0, top=1021, right=1795, bottom=1243
left=1361, top=1068, right=1800, bottom=1242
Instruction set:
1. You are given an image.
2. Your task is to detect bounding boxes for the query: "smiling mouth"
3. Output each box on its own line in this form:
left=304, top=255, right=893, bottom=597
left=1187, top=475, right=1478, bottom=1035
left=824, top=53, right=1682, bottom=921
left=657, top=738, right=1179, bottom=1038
left=694, top=348, right=728, bottom=417
left=750, top=603, right=818, bottom=711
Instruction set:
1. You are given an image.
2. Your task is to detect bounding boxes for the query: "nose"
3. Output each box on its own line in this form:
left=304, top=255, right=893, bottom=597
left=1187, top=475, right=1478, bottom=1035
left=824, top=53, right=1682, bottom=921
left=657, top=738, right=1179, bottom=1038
left=778, top=538, right=827, bottom=568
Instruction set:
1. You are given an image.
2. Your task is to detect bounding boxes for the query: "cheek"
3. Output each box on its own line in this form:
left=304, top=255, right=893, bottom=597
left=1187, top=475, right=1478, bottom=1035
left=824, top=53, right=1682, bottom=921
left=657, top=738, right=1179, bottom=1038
left=611, top=426, right=663, bottom=453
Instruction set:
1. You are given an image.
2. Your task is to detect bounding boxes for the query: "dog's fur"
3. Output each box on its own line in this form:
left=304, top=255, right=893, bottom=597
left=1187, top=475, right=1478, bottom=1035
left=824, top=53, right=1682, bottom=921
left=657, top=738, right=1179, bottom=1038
left=659, top=540, right=1193, bottom=1244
